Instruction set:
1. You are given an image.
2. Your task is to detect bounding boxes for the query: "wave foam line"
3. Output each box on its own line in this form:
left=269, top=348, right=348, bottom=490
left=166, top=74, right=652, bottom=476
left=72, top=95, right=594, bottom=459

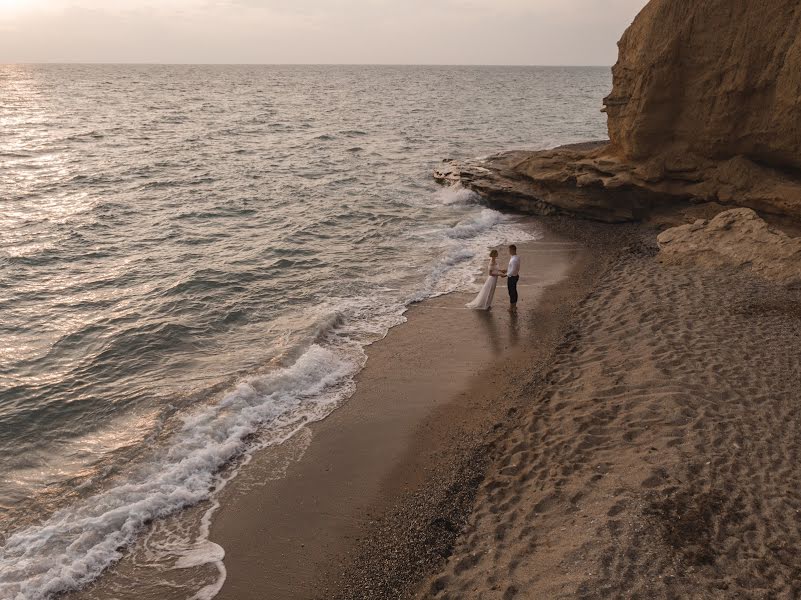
left=0, top=344, right=361, bottom=600
left=0, top=189, right=540, bottom=600
left=412, top=204, right=541, bottom=301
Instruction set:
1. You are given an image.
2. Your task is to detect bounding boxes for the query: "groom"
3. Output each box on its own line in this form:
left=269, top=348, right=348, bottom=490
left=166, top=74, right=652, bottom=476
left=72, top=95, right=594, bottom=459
left=505, top=244, right=520, bottom=309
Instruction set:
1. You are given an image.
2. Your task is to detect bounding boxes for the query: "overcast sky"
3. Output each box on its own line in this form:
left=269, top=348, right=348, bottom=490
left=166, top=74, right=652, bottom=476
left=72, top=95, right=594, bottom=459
left=0, top=0, right=648, bottom=65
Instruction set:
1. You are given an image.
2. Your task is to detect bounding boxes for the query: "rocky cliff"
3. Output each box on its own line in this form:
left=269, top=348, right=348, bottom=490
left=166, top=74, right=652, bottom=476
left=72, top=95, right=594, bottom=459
left=607, top=0, right=801, bottom=170
left=436, top=0, right=801, bottom=223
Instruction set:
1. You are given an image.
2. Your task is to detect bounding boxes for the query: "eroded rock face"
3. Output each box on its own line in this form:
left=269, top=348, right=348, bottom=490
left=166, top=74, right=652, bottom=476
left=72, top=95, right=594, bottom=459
left=433, top=143, right=672, bottom=224
left=436, top=0, right=801, bottom=223
left=606, top=0, right=801, bottom=170
left=433, top=145, right=801, bottom=224
left=657, top=208, right=801, bottom=284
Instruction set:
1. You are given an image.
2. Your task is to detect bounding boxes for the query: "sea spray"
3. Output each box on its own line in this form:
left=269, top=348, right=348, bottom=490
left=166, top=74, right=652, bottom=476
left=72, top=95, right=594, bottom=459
left=433, top=183, right=482, bottom=206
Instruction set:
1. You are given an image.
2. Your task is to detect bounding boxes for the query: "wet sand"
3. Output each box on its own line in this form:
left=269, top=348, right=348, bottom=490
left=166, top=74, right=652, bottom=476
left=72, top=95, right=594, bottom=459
left=208, top=219, right=627, bottom=599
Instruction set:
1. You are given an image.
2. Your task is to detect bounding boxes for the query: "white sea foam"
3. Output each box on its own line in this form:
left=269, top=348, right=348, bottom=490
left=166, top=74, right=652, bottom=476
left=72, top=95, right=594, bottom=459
left=417, top=202, right=541, bottom=300
left=433, top=183, right=481, bottom=206
left=446, top=209, right=504, bottom=239
left=0, top=186, right=539, bottom=600
left=0, top=343, right=363, bottom=600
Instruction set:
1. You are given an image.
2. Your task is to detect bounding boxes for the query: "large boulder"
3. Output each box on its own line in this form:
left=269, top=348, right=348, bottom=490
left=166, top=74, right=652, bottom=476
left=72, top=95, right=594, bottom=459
left=657, top=208, right=801, bottom=284
left=605, top=0, right=801, bottom=170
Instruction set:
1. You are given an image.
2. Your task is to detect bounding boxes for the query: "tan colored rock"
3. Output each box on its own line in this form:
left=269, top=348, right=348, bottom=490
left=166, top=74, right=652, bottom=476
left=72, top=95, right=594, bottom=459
left=657, top=208, right=801, bottom=284
left=433, top=145, right=801, bottom=224
left=434, top=144, right=661, bottom=223
left=606, top=0, right=801, bottom=170
left=435, top=1, right=801, bottom=223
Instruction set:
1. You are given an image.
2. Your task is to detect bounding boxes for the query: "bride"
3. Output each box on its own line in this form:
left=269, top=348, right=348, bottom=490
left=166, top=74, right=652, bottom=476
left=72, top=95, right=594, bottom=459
left=466, top=249, right=504, bottom=310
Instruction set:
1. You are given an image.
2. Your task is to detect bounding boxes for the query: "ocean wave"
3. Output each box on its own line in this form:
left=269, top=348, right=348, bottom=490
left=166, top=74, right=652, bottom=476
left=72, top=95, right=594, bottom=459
left=447, top=209, right=504, bottom=239
left=409, top=246, right=477, bottom=302
left=412, top=206, right=541, bottom=301
left=65, top=130, right=105, bottom=142
left=0, top=343, right=363, bottom=600
left=434, top=184, right=481, bottom=206
left=159, top=269, right=254, bottom=297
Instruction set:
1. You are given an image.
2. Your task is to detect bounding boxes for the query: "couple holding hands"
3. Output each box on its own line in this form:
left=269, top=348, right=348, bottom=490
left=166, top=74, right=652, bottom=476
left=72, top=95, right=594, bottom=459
left=466, top=244, right=520, bottom=311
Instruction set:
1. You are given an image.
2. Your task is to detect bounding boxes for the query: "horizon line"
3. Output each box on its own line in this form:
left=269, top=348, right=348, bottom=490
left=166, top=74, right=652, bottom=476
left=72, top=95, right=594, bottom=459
left=1, top=61, right=613, bottom=68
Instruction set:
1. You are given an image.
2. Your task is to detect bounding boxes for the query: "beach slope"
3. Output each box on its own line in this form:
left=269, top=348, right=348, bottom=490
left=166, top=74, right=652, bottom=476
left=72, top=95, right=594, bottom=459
left=421, top=223, right=801, bottom=599
left=209, top=221, right=626, bottom=600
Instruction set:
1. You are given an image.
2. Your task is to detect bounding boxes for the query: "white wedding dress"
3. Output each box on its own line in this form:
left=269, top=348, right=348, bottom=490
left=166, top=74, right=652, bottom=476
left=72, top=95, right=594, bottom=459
left=466, top=258, right=501, bottom=310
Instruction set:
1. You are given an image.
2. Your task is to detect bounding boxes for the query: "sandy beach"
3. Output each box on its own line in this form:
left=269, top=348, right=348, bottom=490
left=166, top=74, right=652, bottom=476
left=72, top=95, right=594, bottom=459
left=418, top=223, right=801, bottom=599
left=66, top=213, right=801, bottom=600
left=203, top=218, right=640, bottom=599
left=210, top=212, right=801, bottom=600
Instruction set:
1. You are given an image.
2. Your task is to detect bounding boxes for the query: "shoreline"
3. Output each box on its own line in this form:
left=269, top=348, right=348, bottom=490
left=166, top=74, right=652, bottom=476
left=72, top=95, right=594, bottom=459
left=67, top=209, right=801, bottom=600
left=207, top=217, right=638, bottom=599
left=63, top=215, right=592, bottom=600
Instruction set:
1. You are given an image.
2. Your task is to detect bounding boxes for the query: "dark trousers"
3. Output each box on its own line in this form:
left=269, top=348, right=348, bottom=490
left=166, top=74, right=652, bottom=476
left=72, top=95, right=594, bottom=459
left=507, top=275, right=519, bottom=304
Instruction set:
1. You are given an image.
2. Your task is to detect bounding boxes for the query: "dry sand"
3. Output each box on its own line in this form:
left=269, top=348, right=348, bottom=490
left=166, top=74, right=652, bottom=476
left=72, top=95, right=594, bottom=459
left=420, top=226, right=801, bottom=599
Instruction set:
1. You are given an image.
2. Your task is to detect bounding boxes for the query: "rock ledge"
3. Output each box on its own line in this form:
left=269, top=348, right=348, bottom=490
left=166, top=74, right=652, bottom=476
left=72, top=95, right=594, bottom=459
left=434, top=145, right=801, bottom=224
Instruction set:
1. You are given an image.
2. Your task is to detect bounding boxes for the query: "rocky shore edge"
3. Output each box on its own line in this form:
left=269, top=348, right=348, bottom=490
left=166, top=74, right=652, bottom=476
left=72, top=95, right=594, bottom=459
left=433, top=141, right=801, bottom=226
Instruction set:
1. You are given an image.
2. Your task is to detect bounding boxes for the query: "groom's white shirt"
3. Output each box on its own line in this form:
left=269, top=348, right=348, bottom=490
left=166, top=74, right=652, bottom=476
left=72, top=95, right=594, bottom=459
left=507, top=255, right=520, bottom=277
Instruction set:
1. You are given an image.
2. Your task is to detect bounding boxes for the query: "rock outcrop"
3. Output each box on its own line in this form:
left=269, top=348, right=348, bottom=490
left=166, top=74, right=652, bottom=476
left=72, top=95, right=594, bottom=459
left=436, top=0, right=801, bottom=223
left=606, top=0, right=801, bottom=170
left=434, top=143, right=665, bottom=224
left=657, top=208, right=801, bottom=285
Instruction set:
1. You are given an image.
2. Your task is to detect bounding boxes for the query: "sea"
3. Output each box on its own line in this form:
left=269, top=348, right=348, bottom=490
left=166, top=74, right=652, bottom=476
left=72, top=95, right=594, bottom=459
left=0, top=64, right=610, bottom=599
